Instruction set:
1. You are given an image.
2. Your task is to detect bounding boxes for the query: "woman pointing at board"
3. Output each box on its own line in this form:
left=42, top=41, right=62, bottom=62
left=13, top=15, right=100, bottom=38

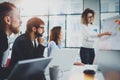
left=80, top=8, right=112, bottom=64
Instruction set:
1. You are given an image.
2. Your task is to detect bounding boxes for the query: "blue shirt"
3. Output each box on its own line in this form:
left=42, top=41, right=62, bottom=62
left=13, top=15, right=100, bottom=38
left=47, top=41, right=61, bottom=57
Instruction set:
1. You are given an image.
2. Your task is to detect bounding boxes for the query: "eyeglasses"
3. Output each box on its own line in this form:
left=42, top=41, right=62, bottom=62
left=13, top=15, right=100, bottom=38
left=39, top=27, right=44, bottom=29
left=87, top=16, right=93, bottom=18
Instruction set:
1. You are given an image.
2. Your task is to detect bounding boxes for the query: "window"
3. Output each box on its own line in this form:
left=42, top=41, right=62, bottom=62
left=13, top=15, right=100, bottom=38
left=49, top=16, right=66, bottom=47
left=66, top=15, right=82, bottom=47
left=19, top=0, right=83, bottom=48
left=101, top=0, right=119, bottom=12
left=101, top=0, right=120, bottom=29
left=49, top=0, right=83, bottom=14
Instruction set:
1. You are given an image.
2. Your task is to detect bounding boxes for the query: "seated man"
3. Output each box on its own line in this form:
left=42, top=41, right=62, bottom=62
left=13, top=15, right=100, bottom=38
left=0, top=2, right=22, bottom=79
left=8, top=17, right=46, bottom=80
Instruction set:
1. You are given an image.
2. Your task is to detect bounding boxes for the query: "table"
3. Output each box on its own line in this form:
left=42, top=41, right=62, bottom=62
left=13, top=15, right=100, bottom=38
left=45, top=65, right=104, bottom=80
left=68, top=65, right=104, bottom=80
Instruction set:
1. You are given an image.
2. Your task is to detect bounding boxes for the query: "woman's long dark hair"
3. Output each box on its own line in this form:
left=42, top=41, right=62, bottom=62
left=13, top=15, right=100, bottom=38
left=49, top=26, right=61, bottom=45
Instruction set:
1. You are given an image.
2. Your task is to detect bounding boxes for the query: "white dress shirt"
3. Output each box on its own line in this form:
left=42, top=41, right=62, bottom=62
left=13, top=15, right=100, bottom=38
left=80, top=24, right=99, bottom=48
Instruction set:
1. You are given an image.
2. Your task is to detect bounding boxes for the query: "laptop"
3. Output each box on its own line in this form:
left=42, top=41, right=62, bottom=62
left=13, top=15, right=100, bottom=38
left=45, top=48, right=79, bottom=74
left=7, top=57, right=52, bottom=80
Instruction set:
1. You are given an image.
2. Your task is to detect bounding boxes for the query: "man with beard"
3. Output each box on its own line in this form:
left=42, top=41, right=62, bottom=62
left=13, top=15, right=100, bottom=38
left=0, top=2, right=22, bottom=79
left=9, top=17, right=46, bottom=80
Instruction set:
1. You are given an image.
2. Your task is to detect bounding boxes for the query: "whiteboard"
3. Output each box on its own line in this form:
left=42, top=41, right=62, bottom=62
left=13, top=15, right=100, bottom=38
left=98, top=15, right=120, bottom=50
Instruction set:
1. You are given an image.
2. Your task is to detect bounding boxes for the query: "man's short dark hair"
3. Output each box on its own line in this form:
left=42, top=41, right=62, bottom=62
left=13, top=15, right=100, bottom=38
left=0, top=2, right=16, bottom=32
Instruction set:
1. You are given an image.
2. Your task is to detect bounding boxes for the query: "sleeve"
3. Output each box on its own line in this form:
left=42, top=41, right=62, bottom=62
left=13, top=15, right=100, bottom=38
left=10, top=36, right=32, bottom=66
left=0, top=35, right=8, bottom=67
left=0, top=35, right=8, bottom=54
left=47, top=41, right=59, bottom=57
left=10, top=38, right=24, bottom=66
left=36, top=44, right=45, bottom=57
left=8, top=38, right=25, bottom=74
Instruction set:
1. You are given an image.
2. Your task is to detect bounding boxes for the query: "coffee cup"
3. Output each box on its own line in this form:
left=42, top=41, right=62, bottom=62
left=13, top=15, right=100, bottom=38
left=49, top=66, right=63, bottom=80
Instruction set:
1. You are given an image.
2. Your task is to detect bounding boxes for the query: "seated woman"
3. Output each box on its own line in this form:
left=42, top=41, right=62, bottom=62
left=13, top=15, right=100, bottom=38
left=47, top=26, right=63, bottom=57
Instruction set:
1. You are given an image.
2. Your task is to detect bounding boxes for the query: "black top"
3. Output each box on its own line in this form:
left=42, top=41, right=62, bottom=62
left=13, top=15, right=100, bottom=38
left=0, top=31, right=8, bottom=79
left=0, top=31, right=8, bottom=66
left=8, top=33, right=45, bottom=78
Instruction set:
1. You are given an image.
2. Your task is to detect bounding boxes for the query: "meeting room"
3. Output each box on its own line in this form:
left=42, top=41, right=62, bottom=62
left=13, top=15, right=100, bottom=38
left=0, top=0, right=120, bottom=80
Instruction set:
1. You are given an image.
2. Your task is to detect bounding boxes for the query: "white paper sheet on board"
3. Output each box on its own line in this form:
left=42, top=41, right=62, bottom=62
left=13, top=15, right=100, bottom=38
left=98, top=15, right=120, bottom=50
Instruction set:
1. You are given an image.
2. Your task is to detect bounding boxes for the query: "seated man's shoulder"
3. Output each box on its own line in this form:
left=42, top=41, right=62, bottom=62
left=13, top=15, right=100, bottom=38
left=15, top=34, right=28, bottom=43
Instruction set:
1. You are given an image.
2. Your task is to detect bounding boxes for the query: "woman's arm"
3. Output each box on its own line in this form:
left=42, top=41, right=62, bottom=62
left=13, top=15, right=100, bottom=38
left=97, top=32, right=112, bottom=37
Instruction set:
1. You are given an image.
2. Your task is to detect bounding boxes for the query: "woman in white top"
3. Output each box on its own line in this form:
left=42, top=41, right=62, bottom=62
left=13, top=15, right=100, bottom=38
left=80, top=8, right=112, bottom=64
left=48, top=26, right=63, bottom=57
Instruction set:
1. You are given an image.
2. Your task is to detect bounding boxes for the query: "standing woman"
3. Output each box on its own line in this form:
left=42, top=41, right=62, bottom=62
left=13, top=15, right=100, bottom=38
left=48, top=26, right=63, bottom=57
left=80, top=8, right=112, bottom=64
